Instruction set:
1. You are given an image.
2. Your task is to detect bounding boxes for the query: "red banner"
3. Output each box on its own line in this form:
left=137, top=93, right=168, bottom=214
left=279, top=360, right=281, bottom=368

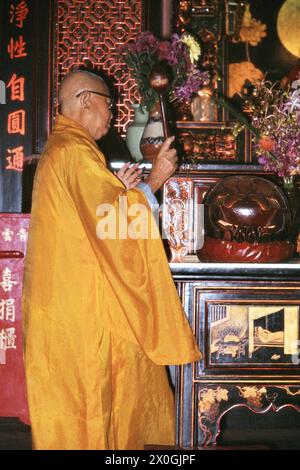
left=0, top=213, right=30, bottom=424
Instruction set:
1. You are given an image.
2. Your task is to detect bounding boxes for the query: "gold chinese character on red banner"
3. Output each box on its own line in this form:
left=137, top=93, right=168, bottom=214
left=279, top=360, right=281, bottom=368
left=10, top=1, right=29, bottom=28
left=6, top=146, right=25, bottom=172
left=7, top=110, right=26, bottom=135
left=7, top=74, right=25, bottom=101
left=7, top=36, right=27, bottom=59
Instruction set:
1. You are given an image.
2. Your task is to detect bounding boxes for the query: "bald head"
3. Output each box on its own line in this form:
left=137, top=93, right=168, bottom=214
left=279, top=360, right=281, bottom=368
left=57, top=69, right=113, bottom=140
left=58, top=69, right=105, bottom=113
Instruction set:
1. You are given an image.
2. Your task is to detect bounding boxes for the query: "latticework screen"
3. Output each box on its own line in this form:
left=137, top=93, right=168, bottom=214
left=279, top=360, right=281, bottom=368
left=55, top=0, right=143, bottom=135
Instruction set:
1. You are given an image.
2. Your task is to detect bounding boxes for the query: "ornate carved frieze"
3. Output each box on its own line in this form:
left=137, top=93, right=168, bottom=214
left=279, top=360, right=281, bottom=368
left=163, top=178, right=193, bottom=262
left=177, top=121, right=251, bottom=163
left=179, top=129, right=237, bottom=162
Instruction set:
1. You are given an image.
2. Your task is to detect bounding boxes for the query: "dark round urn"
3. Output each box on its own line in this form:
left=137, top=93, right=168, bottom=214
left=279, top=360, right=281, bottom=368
left=197, top=175, right=294, bottom=263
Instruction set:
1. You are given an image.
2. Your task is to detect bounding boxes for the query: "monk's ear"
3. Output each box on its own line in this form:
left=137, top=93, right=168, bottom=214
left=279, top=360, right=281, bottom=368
left=80, top=91, right=91, bottom=110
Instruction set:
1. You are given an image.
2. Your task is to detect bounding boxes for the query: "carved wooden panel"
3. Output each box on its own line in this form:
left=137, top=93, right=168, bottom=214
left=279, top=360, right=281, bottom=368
left=163, top=179, right=193, bottom=262
left=55, top=0, right=143, bottom=134
left=163, top=174, right=228, bottom=260
left=177, top=122, right=251, bottom=163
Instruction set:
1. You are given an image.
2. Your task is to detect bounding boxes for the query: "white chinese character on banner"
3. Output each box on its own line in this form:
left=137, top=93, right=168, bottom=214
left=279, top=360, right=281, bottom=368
left=5, top=327, right=17, bottom=349
left=0, top=329, right=6, bottom=350
left=17, top=227, right=28, bottom=242
left=2, top=228, right=14, bottom=242
left=5, top=299, right=15, bottom=322
left=0, top=299, right=4, bottom=320
left=0, top=268, right=17, bottom=292
left=0, top=327, right=16, bottom=350
left=0, top=299, right=15, bottom=322
left=0, top=300, right=5, bottom=320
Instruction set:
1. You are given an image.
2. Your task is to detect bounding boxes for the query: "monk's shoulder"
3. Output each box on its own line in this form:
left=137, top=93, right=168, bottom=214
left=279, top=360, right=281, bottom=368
left=43, top=133, right=102, bottom=168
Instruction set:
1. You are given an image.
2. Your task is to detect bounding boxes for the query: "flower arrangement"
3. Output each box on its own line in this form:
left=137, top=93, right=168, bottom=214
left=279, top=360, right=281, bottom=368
left=234, top=77, right=300, bottom=181
left=119, top=31, right=210, bottom=111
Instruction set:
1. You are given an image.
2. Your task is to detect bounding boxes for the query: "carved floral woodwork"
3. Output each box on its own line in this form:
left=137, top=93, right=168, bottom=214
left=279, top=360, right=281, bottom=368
left=163, top=175, right=218, bottom=261
left=163, top=178, right=193, bottom=262
left=197, top=384, right=300, bottom=446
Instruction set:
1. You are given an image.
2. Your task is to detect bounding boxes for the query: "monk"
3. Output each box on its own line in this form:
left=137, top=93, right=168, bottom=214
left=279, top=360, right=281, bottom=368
left=22, top=69, right=201, bottom=450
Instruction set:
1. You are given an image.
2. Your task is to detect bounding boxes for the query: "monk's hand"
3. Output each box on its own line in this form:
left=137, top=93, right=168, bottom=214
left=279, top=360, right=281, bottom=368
left=114, top=162, right=142, bottom=189
left=144, top=136, right=178, bottom=193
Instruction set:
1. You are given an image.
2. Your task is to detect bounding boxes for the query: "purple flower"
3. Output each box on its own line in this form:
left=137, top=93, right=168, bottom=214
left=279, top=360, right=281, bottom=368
left=258, top=155, right=268, bottom=165
left=173, top=70, right=210, bottom=101
left=246, top=79, right=300, bottom=178
left=135, top=31, right=159, bottom=53
left=168, top=34, right=190, bottom=68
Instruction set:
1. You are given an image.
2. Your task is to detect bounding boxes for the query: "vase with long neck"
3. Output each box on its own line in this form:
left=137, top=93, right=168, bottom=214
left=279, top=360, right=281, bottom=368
left=140, top=101, right=164, bottom=162
left=125, top=104, right=148, bottom=162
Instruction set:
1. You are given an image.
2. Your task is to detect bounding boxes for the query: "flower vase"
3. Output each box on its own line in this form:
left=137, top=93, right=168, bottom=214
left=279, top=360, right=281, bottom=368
left=126, top=104, right=149, bottom=162
left=282, top=176, right=300, bottom=255
left=140, top=101, right=164, bottom=162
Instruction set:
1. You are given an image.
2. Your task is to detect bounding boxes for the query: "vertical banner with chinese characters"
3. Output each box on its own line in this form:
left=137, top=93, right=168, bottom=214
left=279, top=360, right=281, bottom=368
left=0, top=214, right=30, bottom=423
left=0, top=0, right=33, bottom=212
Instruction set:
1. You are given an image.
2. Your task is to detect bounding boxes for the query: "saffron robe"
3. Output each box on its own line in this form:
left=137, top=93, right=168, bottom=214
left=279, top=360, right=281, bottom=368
left=23, top=115, right=201, bottom=450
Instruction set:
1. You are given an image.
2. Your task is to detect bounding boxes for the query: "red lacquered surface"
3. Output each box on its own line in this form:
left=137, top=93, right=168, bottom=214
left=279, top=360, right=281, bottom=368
left=197, top=236, right=295, bottom=263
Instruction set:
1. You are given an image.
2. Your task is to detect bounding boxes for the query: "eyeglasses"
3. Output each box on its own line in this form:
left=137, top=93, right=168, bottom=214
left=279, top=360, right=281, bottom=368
left=75, top=90, right=114, bottom=109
